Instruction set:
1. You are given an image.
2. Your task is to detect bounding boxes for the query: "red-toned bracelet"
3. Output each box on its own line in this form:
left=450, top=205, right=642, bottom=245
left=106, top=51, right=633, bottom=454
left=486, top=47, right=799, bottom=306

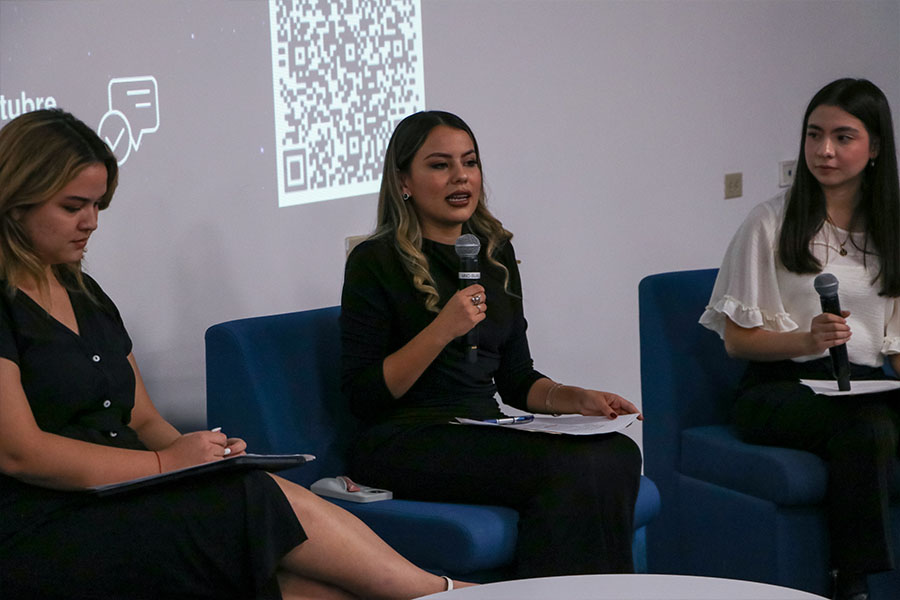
left=153, top=450, right=162, bottom=474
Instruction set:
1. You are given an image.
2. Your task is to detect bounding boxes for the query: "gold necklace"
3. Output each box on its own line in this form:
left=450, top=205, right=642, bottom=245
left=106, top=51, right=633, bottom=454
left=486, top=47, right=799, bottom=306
left=826, top=215, right=851, bottom=256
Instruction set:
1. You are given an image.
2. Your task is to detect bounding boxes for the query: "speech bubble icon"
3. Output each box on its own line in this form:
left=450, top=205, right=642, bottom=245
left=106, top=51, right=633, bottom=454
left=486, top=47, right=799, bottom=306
left=107, top=76, right=159, bottom=151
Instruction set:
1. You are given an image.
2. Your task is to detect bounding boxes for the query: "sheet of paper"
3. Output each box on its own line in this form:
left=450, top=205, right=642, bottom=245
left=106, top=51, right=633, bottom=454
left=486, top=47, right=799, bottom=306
left=455, top=413, right=639, bottom=435
left=800, top=378, right=900, bottom=396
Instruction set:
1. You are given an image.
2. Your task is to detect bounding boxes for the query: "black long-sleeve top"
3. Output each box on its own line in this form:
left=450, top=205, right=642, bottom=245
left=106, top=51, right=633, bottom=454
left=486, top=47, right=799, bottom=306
left=340, top=236, right=546, bottom=428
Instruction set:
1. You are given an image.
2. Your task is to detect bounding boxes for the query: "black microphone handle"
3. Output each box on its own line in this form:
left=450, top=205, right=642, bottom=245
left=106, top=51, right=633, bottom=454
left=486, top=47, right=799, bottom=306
left=819, top=294, right=851, bottom=391
left=459, top=256, right=479, bottom=363
left=464, top=327, right=478, bottom=363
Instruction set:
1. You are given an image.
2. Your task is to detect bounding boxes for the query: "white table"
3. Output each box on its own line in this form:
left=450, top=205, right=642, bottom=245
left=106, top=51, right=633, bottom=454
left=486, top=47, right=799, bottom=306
left=420, top=574, right=828, bottom=599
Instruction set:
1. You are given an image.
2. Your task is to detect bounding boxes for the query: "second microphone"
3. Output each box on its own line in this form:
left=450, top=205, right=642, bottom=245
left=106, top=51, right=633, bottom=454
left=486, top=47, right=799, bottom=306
left=813, top=272, right=851, bottom=391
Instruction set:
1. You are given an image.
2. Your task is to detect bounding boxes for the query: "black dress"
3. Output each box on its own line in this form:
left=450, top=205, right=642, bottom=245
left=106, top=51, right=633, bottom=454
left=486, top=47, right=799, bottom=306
left=0, top=274, right=305, bottom=600
left=341, top=236, right=642, bottom=577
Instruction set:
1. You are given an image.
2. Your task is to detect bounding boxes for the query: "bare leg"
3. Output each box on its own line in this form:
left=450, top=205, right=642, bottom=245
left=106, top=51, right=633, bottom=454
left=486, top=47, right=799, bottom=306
left=277, top=571, right=358, bottom=600
left=270, top=475, right=474, bottom=599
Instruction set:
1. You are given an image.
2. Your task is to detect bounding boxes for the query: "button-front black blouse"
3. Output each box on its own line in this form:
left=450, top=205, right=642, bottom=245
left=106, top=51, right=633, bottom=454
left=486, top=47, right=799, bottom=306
left=0, top=273, right=141, bottom=546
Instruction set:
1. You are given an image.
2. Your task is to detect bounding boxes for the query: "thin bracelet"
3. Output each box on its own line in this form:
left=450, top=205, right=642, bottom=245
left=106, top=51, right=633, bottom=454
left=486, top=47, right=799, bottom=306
left=153, top=450, right=162, bottom=474
left=544, top=382, right=564, bottom=416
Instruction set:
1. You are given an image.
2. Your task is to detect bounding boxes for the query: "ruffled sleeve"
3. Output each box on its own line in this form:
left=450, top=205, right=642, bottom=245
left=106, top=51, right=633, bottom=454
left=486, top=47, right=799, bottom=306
left=882, top=297, right=900, bottom=356
left=699, top=194, right=799, bottom=339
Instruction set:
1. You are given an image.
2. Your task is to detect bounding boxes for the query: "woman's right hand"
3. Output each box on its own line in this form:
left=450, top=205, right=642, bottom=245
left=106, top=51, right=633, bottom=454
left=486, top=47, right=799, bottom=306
left=432, top=284, right=487, bottom=343
left=807, top=310, right=852, bottom=355
left=157, top=430, right=229, bottom=472
left=382, top=284, right=488, bottom=399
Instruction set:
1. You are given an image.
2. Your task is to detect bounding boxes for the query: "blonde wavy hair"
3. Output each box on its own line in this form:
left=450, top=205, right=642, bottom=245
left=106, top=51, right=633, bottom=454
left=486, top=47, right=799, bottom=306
left=0, top=109, right=118, bottom=296
left=372, top=111, right=513, bottom=312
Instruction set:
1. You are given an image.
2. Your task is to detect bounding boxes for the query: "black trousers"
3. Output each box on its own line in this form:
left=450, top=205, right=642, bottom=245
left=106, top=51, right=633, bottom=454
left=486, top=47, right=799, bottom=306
left=734, top=358, right=900, bottom=574
left=349, top=423, right=642, bottom=578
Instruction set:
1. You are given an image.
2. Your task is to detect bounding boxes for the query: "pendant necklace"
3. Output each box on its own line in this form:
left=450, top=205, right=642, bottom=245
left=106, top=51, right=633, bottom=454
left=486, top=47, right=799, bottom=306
left=826, top=215, right=851, bottom=256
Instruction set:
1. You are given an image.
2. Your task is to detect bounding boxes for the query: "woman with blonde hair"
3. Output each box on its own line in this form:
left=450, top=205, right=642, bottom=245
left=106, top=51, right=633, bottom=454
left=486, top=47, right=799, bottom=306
left=341, top=110, right=643, bottom=576
left=0, top=108, right=467, bottom=599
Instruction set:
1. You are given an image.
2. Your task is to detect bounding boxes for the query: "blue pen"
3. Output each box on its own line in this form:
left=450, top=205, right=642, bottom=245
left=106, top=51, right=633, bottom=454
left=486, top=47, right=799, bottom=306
left=482, top=415, right=534, bottom=425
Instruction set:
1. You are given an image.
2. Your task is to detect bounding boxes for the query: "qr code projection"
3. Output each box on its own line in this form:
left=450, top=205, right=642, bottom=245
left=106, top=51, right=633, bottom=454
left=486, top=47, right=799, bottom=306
left=269, top=0, right=425, bottom=207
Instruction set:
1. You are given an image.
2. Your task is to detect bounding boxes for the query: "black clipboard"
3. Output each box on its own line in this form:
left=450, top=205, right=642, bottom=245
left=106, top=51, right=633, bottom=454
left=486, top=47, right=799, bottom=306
left=89, top=453, right=315, bottom=497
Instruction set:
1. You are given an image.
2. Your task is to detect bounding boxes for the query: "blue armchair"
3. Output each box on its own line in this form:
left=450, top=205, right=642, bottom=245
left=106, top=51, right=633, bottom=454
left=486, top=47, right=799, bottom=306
left=639, top=269, right=900, bottom=599
left=206, top=306, right=659, bottom=580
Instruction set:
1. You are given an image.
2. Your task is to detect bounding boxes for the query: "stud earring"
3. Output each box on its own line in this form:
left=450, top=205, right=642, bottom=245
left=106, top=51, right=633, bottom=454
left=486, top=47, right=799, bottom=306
left=402, top=193, right=411, bottom=201
left=870, top=159, right=876, bottom=168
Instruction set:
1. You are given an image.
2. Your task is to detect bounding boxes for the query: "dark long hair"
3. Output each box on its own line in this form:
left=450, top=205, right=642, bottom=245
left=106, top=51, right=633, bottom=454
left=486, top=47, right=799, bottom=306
left=373, top=110, right=513, bottom=312
left=778, top=78, right=900, bottom=296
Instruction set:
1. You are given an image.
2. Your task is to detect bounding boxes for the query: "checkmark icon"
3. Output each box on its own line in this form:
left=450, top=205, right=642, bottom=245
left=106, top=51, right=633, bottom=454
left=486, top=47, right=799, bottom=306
left=105, top=127, right=125, bottom=151
left=97, top=110, right=133, bottom=166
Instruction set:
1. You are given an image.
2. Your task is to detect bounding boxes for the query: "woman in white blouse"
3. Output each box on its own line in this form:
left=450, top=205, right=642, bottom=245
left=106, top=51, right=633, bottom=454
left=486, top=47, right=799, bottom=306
left=700, top=78, right=900, bottom=600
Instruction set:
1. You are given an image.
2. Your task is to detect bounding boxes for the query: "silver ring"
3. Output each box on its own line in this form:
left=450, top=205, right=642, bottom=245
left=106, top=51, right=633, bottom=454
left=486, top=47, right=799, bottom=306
left=471, top=294, right=482, bottom=305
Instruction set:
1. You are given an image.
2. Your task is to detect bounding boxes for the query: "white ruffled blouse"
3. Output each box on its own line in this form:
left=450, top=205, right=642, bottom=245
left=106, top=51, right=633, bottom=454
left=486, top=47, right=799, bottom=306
left=699, top=193, right=900, bottom=366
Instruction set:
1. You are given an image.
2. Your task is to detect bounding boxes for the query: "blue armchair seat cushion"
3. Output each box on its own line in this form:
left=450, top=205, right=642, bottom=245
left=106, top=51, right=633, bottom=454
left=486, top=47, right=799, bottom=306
left=326, top=475, right=659, bottom=575
left=326, top=498, right=518, bottom=573
left=680, top=425, right=828, bottom=506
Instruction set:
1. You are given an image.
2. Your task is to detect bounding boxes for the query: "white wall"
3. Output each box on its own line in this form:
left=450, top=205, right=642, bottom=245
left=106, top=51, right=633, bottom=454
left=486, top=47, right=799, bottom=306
left=1, top=1, right=898, bottom=452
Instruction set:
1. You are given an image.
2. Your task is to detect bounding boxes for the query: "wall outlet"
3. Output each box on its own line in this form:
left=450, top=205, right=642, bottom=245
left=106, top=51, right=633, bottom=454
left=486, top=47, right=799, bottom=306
left=724, top=172, right=742, bottom=199
left=779, top=160, right=796, bottom=187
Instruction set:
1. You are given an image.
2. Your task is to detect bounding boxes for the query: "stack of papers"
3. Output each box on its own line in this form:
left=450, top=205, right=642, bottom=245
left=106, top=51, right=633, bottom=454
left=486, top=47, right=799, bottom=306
left=454, top=413, right=639, bottom=435
left=800, top=379, right=900, bottom=396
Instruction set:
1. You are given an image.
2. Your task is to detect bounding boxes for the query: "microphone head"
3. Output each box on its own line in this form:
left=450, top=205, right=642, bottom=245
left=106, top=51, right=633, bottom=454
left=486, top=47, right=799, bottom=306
left=454, top=233, right=481, bottom=258
left=813, top=272, right=839, bottom=298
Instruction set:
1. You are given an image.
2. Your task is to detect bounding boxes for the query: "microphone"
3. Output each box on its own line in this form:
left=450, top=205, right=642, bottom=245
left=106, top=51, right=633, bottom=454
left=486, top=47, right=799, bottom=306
left=813, top=273, right=851, bottom=391
left=455, top=233, right=481, bottom=364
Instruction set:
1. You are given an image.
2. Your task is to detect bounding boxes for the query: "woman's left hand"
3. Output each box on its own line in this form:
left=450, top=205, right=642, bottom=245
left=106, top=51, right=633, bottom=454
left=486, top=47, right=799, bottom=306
left=224, top=437, right=248, bottom=457
left=571, top=387, right=643, bottom=420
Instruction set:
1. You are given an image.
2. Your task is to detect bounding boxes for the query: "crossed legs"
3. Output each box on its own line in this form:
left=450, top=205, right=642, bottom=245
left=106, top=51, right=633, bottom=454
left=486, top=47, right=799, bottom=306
left=270, top=475, right=471, bottom=599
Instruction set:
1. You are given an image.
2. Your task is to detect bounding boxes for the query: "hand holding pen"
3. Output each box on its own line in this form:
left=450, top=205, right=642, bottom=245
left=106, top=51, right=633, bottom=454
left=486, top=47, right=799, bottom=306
left=156, top=427, right=247, bottom=472
left=210, top=427, right=248, bottom=458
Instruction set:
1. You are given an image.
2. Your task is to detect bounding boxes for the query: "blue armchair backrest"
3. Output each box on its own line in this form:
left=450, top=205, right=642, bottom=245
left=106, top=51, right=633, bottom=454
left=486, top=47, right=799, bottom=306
left=205, top=306, right=357, bottom=487
left=638, top=269, right=747, bottom=489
